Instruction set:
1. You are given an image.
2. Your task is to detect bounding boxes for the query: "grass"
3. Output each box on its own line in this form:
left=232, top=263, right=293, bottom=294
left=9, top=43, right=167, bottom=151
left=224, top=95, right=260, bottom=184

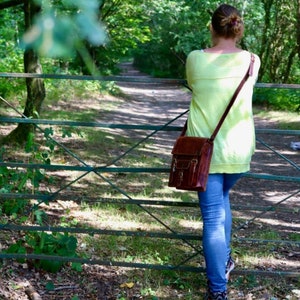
left=253, top=106, right=300, bottom=130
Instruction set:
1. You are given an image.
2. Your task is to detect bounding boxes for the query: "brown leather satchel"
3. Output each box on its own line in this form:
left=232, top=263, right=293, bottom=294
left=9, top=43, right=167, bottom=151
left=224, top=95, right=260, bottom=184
left=168, top=54, right=255, bottom=191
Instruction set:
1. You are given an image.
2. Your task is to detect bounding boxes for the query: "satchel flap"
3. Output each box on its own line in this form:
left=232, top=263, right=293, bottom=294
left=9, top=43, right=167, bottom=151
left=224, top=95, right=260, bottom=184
left=174, top=158, right=196, bottom=170
left=171, top=136, right=212, bottom=155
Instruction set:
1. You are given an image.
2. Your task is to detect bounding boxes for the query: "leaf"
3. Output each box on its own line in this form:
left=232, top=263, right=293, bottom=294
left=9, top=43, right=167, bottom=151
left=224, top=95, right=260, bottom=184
left=22, top=14, right=76, bottom=58
left=17, top=173, right=28, bottom=191
left=21, top=1, right=106, bottom=58
left=45, top=281, right=55, bottom=291
left=120, top=282, right=135, bottom=289
left=39, top=259, right=63, bottom=273
left=75, top=13, right=106, bottom=45
left=44, top=127, right=54, bottom=138
left=66, top=236, right=78, bottom=253
left=71, top=262, right=82, bottom=272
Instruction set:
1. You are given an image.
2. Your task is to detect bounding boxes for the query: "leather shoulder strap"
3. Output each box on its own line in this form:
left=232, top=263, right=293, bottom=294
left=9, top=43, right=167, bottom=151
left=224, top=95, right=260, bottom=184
left=209, top=53, right=255, bottom=141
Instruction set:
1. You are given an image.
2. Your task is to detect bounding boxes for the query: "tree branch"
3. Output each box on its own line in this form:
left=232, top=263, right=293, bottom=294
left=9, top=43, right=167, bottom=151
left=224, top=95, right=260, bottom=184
left=25, top=285, right=42, bottom=300
left=0, top=0, right=24, bottom=10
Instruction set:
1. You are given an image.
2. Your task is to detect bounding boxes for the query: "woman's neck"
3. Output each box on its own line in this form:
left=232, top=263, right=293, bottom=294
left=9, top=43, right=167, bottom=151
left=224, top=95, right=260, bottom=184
left=205, top=37, right=242, bottom=54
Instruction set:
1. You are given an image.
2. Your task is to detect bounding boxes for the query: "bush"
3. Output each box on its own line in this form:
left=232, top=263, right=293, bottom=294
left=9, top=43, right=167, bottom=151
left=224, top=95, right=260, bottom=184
left=254, top=88, right=300, bottom=111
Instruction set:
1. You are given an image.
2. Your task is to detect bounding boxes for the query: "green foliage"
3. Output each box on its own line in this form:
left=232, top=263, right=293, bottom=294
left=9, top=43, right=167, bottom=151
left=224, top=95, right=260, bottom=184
left=0, top=197, right=27, bottom=216
left=0, top=8, right=24, bottom=98
left=28, top=231, right=77, bottom=272
left=0, top=0, right=299, bottom=85
left=162, top=270, right=198, bottom=290
left=0, top=160, right=46, bottom=216
left=22, top=0, right=107, bottom=59
left=45, top=281, right=55, bottom=291
left=89, top=0, right=152, bottom=75
left=0, top=129, right=81, bottom=273
left=289, top=233, right=300, bottom=241
left=233, top=274, right=259, bottom=289
left=133, top=0, right=211, bottom=78
left=0, top=118, right=85, bottom=272
left=0, top=133, right=54, bottom=217
left=132, top=0, right=299, bottom=83
left=252, top=0, right=298, bottom=83
left=34, top=209, right=48, bottom=225
left=0, top=119, right=84, bottom=217
left=43, top=78, right=104, bottom=102
left=4, top=240, right=27, bottom=263
left=6, top=231, right=78, bottom=273
left=254, top=88, right=300, bottom=111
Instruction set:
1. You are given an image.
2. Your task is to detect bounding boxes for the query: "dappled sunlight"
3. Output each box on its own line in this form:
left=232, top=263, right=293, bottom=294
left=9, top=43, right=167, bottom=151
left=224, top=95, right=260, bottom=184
left=252, top=217, right=300, bottom=231
left=71, top=208, right=164, bottom=231
left=264, top=190, right=296, bottom=198
left=178, top=219, right=201, bottom=232
left=243, top=255, right=300, bottom=271
left=45, top=92, right=124, bottom=115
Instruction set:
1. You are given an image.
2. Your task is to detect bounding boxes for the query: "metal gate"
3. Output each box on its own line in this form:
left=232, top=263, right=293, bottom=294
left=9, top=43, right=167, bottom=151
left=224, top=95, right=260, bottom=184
left=0, top=72, right=299, bottom=279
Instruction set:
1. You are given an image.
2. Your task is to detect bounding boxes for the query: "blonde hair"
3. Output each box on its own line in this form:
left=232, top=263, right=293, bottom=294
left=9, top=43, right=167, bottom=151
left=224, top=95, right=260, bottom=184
left=211, top=4, right=244, bottom=39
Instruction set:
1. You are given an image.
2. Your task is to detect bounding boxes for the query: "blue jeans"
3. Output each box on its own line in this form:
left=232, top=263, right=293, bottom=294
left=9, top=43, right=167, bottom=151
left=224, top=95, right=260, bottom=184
left=198, top=173, right=243, bottom=292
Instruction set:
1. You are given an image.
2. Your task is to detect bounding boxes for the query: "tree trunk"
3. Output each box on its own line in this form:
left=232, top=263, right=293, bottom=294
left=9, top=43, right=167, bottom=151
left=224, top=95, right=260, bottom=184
left=258, top=0, right=274, bottom=81
left=297, top=0, right=300, bottom=59
left=1, top=0, right=45, bottom=145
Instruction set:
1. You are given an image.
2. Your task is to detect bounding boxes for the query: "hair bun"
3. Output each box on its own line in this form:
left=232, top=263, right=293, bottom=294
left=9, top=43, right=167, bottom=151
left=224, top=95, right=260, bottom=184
left=212, top=4, right=244, bottom=39
left=221, top=14, right=242, bottom=27
left=230, top=16, right=239, bottom=26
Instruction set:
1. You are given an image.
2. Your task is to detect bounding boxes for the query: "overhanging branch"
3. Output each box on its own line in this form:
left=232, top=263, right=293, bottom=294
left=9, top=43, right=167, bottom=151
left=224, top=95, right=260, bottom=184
left=0, top=0, right=24, bottom=10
